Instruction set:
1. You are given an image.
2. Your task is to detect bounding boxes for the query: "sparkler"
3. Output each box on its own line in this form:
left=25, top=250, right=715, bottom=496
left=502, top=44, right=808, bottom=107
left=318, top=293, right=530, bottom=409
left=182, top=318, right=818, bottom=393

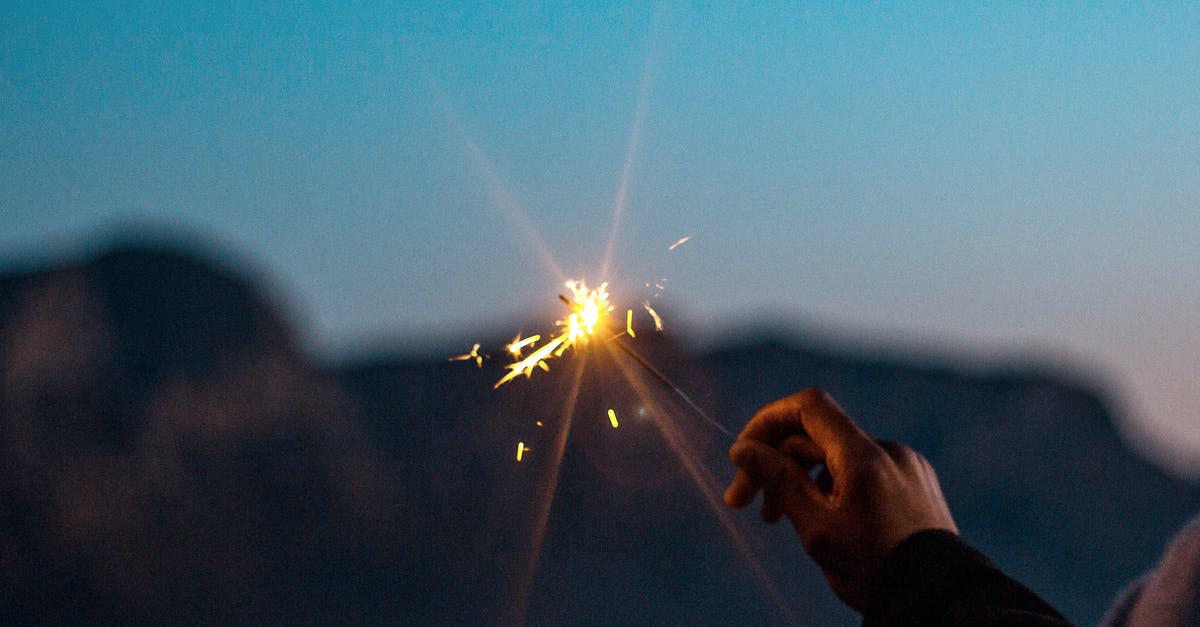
left=464, top=274, right=733, bottom=441
left=493, top=280, right=610, bottom=389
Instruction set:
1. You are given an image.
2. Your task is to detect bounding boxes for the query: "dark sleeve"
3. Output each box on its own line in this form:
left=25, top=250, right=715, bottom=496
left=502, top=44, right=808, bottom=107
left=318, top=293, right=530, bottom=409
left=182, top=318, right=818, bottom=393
left=861, top=530, right=1074, bottom=627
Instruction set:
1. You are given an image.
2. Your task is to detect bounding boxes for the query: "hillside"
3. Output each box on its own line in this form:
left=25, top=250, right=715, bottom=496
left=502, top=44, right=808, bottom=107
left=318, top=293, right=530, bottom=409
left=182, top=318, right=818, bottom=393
left=1, top=241, right=1195, bottom=625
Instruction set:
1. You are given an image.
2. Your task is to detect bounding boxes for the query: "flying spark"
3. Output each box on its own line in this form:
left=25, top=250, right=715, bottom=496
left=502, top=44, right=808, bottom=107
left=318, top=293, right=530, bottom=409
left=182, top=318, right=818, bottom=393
left=667, top=235, right=691, bottom=251
left=608, top=408, right=619, bottom=428
left=643, top=302, right=664, bottom=331
left=516, top=441, right=530, bottom=461
left=508, top=333, right=541, bottom=356
left=450, top=342, right=484, bottom=367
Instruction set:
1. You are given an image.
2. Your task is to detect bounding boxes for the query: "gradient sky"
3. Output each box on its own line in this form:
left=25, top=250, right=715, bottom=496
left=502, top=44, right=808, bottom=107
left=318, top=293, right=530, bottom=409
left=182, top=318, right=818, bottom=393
left=3, top=2, right=1199, bottom=475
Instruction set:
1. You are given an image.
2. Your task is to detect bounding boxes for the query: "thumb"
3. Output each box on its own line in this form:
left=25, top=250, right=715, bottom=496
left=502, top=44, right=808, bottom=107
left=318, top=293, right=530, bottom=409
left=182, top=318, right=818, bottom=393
left=729, top=439, right=824, bottom=521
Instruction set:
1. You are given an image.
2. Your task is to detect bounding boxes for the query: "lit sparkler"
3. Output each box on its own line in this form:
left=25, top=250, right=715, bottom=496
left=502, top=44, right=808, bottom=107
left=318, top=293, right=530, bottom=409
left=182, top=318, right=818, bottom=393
left=483, top=275, right=733, bottom=440
left=494, top=280, right=613, bottom=389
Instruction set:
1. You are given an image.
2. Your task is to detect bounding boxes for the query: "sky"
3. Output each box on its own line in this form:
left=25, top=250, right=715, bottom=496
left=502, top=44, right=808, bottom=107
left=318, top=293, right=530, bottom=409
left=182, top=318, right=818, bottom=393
left=2, top=2, right=1199, bottom=476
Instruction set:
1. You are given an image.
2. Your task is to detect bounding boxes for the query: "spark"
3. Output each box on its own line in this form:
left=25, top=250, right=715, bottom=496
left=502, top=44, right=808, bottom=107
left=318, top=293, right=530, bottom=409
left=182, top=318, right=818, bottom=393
left=667, top=235, right=691, bottom=251
left=643, top=302, right=664, bottom=331
left=626, top=309, right=636, bottom=337
left=508, top=333, right=541, bottom=357
left=536, top=420, right=544, bottom=427
left=450, top=342, right=484, bottom=367
left=495, top=280, right=612, bottom=388
left=516, top=441, right=530, bottom=461
left=608, top=408, right=619, bottom=429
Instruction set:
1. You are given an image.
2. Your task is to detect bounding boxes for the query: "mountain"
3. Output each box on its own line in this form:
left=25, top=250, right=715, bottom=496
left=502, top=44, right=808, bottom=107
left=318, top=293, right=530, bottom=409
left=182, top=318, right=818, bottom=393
left=1, top=239, right=1195, bottom=625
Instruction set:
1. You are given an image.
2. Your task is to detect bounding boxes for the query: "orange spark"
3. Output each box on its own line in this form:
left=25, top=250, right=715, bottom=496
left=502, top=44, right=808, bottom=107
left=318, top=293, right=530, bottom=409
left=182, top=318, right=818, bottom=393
left=516, top=441, right=530, bottom=461
left=507, top=333, right=541, bottom=357
left=450, top=342, right=484, bottom=367
left=626, top=309, right=636, bottom=337
left=608, top=408, right=619, bottom=429
left=643, top=302, right=664, bottom=331
left=667, top=235, right=691, bottom=251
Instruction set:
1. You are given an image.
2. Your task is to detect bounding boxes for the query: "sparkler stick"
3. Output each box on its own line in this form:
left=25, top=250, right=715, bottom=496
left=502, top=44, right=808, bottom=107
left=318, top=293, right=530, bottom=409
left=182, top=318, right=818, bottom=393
left=609, top=335, right=734, bottom=440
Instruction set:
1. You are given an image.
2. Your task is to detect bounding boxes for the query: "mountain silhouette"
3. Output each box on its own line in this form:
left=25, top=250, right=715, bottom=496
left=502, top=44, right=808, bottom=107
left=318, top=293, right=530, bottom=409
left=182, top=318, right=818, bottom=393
left=0, top=239, right=1195, bottom=625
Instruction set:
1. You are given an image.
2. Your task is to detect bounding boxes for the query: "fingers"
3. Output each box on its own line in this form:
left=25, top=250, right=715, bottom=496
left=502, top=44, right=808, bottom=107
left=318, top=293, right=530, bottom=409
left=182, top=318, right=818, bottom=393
left=726, top=434, right=824, bottom=512
left=741, top=388, right=873, bottom=475
left=779, top=434, right=823, bottom=463
left=724, top=469, right=759, bottom=508
left=727, top=439, right=824, bottom=519
left=729, top=434, right=825, bottom=511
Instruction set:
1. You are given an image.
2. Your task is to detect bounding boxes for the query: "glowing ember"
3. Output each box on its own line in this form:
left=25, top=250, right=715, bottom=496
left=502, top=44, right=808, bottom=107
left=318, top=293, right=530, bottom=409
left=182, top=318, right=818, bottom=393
left=507, top=332, right=541, bottom=356
left=643, top=302, right=664, bottom=331
left=625, top=309, right=636, bottom=338
left=450, top=342, right=484, bottom=367
left=516, top=441, right=529, bottom=461
left=494, top=280, right=613, bottom=388
left=608, top=408, right=619, bottom=428
left=667, top=235, right=691, bottom=251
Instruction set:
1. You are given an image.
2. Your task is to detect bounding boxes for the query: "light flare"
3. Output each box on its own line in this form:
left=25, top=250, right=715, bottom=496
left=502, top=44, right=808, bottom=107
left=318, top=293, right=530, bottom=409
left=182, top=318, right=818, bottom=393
left=494, top=280, right=614, bottom=389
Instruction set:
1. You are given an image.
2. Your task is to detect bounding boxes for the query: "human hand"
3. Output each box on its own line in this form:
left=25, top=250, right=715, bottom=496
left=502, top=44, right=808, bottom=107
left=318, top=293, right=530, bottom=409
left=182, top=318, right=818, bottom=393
left=724, top=388, right=957, bottom=611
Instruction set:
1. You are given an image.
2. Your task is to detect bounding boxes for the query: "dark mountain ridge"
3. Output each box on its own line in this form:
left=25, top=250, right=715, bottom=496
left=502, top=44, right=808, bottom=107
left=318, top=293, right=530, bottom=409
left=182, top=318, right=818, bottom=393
left=1, top=239, right=1195, bottom=625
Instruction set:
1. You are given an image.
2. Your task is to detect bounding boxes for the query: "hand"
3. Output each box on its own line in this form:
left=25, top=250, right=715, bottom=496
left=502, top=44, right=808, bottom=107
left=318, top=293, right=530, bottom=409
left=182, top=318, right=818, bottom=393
left=724, top=388, right=957, bottom=611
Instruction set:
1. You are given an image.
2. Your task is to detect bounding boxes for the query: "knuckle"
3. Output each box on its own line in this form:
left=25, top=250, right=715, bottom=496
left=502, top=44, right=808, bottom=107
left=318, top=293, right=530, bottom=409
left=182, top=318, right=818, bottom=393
left=891, top=442, right=918, bottom=464
left=876, top=439, right=927, bottom=468
left=793, top=387, right=830, bottom=407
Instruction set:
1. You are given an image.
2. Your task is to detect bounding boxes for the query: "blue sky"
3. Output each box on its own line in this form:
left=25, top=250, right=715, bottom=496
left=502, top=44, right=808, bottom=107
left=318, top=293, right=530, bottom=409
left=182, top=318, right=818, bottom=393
left=3, top=2, right=1199, bottom=475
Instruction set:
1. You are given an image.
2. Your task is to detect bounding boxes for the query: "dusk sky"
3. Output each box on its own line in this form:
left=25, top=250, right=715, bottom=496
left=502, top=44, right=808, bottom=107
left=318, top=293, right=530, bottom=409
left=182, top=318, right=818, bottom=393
left=3, top=3, right=1199, bottom=475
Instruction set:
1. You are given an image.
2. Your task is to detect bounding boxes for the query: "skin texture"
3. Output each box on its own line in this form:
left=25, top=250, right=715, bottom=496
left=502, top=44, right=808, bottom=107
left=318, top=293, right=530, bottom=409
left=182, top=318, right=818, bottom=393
left=724, top=388, right=958, bottom=612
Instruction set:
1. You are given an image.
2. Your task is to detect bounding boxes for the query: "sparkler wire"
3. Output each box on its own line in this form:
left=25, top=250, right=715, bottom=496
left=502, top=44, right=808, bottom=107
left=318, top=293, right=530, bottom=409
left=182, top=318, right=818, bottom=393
left=610, top=337, right=735, bottom=440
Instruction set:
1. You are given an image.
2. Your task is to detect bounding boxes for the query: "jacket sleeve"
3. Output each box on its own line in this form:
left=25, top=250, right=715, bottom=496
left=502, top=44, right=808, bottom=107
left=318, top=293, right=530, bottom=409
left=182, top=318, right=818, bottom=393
left=862, top=530, right=1074, bottom=627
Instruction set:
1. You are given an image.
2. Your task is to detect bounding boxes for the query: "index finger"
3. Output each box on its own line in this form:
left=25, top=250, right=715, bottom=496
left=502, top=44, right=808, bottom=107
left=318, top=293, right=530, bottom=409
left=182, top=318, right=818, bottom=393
left=739, top=388, right=872, bottom=472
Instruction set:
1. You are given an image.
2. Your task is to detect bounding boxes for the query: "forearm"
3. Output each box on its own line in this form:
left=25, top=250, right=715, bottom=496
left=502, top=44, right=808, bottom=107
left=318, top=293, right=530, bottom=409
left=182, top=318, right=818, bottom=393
left=862, top=530, right=1073, bottom=627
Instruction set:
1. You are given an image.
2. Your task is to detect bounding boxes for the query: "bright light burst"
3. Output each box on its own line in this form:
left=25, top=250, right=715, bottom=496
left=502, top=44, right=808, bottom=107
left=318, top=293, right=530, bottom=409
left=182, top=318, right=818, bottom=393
left=494, top=279, right=616, bottom=389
